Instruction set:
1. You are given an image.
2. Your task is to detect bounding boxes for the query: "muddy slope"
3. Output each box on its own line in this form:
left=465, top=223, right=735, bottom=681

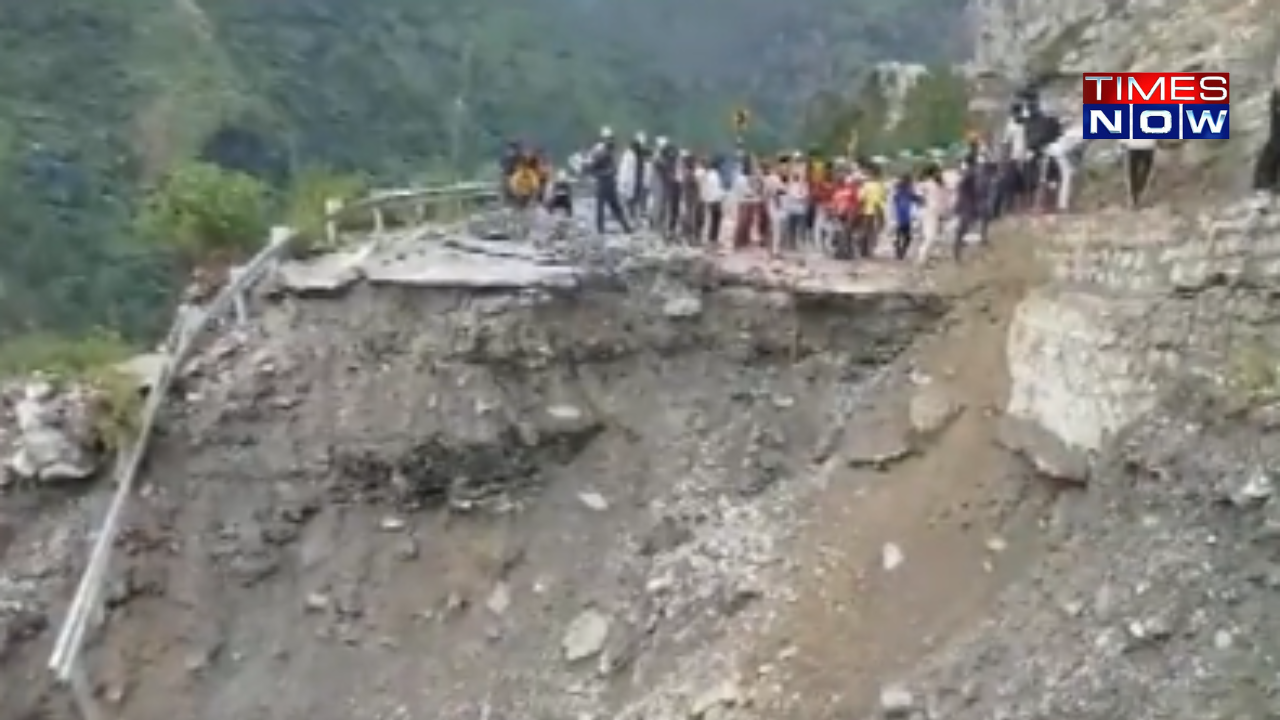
left=0, top=267, right=944, bottom=720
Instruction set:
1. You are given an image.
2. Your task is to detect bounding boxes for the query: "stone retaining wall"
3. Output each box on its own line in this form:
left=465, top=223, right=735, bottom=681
left=1006, top=198, right=1280, bottom=451
left=1037, top=202, right=1280, bottom=293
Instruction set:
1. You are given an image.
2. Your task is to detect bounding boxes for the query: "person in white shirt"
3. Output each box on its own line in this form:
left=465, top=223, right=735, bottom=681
left=1043, top=123, right=1087, bottom=212
left=914, top=163, right=951, bottom=265
left=763, top=160, right=787, bottom=253
left=1120, top=137, right=1157, bottom=208
left=1001, top=113, right=1029, bottom=208
left=699, top=159, right=726, bottom=246
left=782, top=170, right=809, bottom=253
left=618, top=142, right=638, bottom=214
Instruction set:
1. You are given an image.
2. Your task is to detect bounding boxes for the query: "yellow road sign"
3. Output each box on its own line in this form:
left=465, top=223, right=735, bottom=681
left=733, top=107, right=750, bottom=132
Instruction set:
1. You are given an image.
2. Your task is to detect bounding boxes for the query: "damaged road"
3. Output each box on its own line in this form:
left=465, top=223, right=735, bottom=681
left=0, top=225, right=948, bottom=720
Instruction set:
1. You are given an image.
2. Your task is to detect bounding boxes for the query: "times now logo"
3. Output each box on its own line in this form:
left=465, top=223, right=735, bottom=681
left=1082, top=72, right=1230, bottom=140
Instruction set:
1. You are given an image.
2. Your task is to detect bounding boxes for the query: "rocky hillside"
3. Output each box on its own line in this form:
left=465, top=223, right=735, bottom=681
left=969, top=0, right=1278, bottom=187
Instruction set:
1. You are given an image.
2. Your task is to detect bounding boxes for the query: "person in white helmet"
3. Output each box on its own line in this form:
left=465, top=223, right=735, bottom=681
left=618, top=131, right=651, bottom=224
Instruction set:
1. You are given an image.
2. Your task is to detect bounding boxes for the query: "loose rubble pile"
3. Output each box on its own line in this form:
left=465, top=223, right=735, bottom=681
left=861, top=198, right=1280, bottom=720
left=0, top=219, right=946, bottom=720
left=1, top=378, right=103, bottom=486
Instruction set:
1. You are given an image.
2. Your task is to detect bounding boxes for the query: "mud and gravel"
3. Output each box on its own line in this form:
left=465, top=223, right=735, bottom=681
left=7, top=202, right=1280, bottom=720
left=0, top=249, right=949, bottom=720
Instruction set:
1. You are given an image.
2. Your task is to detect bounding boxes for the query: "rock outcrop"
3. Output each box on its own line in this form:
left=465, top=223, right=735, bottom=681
left=868, top=61, right=930, bottom=130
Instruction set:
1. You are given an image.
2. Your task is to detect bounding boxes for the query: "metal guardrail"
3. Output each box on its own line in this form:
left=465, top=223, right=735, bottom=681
left=45, top=180, right=499, bottom=720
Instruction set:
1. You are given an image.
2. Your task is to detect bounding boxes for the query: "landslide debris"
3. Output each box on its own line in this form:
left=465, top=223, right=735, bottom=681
left=0, top=236, right=946, bottom=720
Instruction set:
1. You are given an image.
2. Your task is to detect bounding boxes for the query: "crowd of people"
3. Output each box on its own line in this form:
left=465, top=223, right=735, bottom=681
left=497, top=85, right=1167, bottom=264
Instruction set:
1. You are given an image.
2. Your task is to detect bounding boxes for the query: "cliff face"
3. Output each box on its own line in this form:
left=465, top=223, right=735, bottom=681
left=969, top=0, right=1279, bottom=180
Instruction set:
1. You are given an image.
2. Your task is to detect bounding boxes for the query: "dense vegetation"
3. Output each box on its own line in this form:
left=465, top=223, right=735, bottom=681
left=801, top=67, right=973, bottom=157
left=0, top=0, right=966, bottom=349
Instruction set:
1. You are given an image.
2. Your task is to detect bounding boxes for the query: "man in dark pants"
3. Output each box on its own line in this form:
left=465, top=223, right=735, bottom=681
left=1121, top=137, right=1156, bottom=208
left=952, top=159, right=984, bottom=260
left=652, top=139, right=680, bottom=238
left=589, top=135, right=632, bottom=234
left=1254, top=89, right=1280, bottom=192
left=626, top=133, right=652, bottom=221
left=1024, top=110, right=1062, bottom=211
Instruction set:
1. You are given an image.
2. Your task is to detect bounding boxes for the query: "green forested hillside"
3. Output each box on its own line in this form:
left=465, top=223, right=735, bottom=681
left=0, top=0, right=965, bottom=343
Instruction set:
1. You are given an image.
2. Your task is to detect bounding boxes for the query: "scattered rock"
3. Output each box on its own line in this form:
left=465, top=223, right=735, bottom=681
left=547, top=404, right=584, bottom=422
left=304, top=593, right=330, bottom=613
left=392, top=536, right=419, bottom=561
left=908, top=384, right=962, bottom=436
left=577, top=490, right=609, bottom=511
left=1229, top=469, right=1274, bottom=507
left=562, top=608, right=611, bottom=663
left=845, top=424, right=913, bottom=469
left=486, top=582, right=511, bottom=616
left=882, top=542, right=905, bottom=571
left=662, top=294, right=703, bottom=318
left=995, top=415, right=1089, bottom=484
left=689, top=677, right=744, bottom=717
left=379, top=516, right=407, bottom=532
left=879, top=684, right=916, bottom=717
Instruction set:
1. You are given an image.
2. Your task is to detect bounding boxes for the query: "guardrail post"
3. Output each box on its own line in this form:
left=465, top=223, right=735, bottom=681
left=372, top=206, right=385, bottom=233
left=413, top=200, right=426, bottom=225
left=228, top=266, right=248, bottom=325
left=268, top=225, right=291, bottom=273
left=324, top=198, right=343, bottom=245
left=172, top=304, right=198, bottom=353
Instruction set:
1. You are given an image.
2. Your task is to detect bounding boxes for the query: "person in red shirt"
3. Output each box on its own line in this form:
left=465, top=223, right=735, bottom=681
left=828, top=174, right=860, bottom=260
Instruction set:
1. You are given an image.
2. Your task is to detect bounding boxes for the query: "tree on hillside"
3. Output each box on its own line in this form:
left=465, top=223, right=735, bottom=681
left=135, top=160, right=270, bottom=268
left=800, top=66, right=970, bottom=158
left=891, top=68, right=971, bottom=152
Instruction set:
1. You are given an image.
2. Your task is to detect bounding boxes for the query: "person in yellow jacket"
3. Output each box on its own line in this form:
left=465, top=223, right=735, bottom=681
left=857, top=164, right=888, bottom=258
left=507, top=154, right=542, bottom=208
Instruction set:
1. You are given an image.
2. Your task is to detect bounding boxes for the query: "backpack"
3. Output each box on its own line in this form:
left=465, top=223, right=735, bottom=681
left=1027, top=114, right=1062, bottom=153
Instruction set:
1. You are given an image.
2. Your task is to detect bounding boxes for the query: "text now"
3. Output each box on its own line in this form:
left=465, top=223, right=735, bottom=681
left=1082, top=103, right=1230, bottom=140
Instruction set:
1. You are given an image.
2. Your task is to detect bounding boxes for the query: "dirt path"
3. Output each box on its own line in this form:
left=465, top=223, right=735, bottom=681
left=747, top=226, right=1057, bottom=719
